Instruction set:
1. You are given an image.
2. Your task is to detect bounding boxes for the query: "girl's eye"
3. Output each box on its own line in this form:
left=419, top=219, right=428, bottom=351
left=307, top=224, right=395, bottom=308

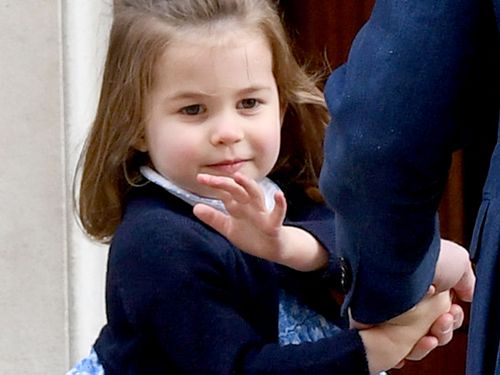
left=237, top=98, right=260, bottom=110
left=180, top=104, right=205, bottom=116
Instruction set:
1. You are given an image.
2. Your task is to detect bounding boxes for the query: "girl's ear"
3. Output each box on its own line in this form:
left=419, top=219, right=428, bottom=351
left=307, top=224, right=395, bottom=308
left=133, top=136, right=148, bottom=152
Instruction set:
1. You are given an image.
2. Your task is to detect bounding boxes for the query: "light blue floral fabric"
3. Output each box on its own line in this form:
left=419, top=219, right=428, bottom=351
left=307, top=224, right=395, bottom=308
left=66, top=348, right=104, bottom=375
left=278, top=291, right=386, bottom=375
left=278, top=289, right=342, bottom=345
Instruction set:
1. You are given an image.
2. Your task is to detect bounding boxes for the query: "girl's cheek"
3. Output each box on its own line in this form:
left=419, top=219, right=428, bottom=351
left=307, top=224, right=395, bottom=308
left=167, top=143, right=200, bottom=165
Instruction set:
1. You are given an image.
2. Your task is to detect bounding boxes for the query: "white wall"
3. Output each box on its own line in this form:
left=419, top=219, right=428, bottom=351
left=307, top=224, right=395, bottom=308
left=0, top=1, right=111, bottom=373
left=63, top=0, right=111, bottom=365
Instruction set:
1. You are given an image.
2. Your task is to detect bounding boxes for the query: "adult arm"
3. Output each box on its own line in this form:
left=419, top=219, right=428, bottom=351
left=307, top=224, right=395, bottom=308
left=319, top=0, right=484, bottom=323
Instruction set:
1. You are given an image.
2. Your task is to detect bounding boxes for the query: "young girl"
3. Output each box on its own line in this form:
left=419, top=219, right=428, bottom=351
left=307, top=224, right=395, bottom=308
left=70, top=0, right=452, bottom=373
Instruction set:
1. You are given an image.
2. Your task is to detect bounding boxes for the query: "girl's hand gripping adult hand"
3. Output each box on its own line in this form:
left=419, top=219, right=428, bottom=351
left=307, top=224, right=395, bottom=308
left=193, top=172, right=328, bottom=271
left=352, top=239, right=472, bottom=370
left=356, top=286, right=453, bottom=374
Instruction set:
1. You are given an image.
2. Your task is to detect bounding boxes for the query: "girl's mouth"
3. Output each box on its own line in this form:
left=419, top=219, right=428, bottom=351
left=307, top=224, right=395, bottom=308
left=206, top=159, right=248, bottom=174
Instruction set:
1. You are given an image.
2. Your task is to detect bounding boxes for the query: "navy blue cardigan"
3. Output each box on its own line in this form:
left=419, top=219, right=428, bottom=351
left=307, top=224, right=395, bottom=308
left=94, top=183, right=368, bottom=374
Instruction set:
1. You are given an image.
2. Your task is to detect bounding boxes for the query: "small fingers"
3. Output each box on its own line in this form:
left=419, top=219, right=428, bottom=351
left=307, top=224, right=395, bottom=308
left=269, top=191, right=287, bottom=227
left=193, top=203, right=230, bottom=235
left=430, top=312, right=454, bottom=346
left=393, top=360, right=406, bottom=369
left=449, top=303, right=464, bottom=331
left=453, top=264, right=476, bottom=302
left=405, top=335, right=439, bottom=361
left=424, top=284, right=436, bottom=298
left=197, top=173, right=250, bottom=203
left=233, top=173, right=267, bottom=206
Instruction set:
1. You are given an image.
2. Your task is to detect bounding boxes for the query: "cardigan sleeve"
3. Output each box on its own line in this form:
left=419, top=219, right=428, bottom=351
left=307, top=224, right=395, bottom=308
left=282, top=196, right=350, bottom=296
left=111, top=209, right=369, bottom=374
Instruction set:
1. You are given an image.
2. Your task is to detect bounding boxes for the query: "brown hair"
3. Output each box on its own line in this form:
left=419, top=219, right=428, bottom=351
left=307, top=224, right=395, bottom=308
left=76, top=0, right=329, bottom=243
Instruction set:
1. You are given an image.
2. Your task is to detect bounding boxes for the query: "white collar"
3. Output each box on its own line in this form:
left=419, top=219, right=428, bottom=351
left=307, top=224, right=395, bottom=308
left=140, top=166, right=281, bottom=213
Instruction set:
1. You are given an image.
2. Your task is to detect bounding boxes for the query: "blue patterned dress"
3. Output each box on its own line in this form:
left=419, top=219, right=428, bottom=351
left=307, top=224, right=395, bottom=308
left=67, top=293, right=347, bottom=374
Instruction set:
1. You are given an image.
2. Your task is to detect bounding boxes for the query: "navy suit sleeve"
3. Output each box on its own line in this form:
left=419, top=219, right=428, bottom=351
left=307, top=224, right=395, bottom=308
left=319, top=0, right=486, bottom=323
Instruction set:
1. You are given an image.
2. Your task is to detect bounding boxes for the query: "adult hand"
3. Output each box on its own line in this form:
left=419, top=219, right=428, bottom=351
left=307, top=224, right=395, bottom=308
left=433, top=239, right=475, bottom=301
left=400, top=238, right=473, bottom=366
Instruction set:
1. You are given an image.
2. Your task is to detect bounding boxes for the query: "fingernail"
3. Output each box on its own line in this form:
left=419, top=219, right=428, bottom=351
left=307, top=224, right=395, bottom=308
left=427, top=285, right=436, bottom=295
left=441, top=324, right=453, bottom=334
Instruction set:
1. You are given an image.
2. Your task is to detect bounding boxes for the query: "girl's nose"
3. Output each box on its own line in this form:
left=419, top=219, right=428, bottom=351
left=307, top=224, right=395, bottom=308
left=209, top=114, right=244, bottom=146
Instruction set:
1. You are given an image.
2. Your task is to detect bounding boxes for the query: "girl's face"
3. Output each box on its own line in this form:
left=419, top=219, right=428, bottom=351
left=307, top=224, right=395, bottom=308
left=140, top=30, right=282, bottom=198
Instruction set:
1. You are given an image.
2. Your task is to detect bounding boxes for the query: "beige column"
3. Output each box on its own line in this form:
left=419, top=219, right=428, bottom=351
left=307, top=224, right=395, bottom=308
left=63, top=0, right=110, bottom=366
left=0, top=1, right=110, bottom=373
left=0, top=0, right=68, bottom=373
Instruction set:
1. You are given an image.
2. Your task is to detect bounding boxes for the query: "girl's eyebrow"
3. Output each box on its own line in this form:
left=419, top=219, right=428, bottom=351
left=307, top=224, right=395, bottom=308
left=166, top=90, right=215, bottom=101
left=238, top=85, right=272, bottom=95
left=166, top=85, right=272, bottom=102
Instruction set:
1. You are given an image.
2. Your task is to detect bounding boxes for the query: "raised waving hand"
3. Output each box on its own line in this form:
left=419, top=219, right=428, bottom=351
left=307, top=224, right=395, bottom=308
left=193, top=172, right=328, bottom=271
